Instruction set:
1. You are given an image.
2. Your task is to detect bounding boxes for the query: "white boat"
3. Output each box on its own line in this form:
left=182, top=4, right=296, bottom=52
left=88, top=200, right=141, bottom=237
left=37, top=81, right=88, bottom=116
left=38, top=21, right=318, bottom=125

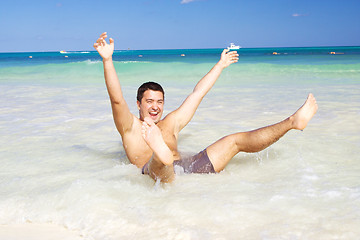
left=227, top=43, right=241, bottom=50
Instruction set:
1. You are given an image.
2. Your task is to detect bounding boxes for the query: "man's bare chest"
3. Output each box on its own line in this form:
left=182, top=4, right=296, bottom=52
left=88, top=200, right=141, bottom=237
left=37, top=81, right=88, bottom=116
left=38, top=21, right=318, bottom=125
left=121, top=121, right=178, bottom=167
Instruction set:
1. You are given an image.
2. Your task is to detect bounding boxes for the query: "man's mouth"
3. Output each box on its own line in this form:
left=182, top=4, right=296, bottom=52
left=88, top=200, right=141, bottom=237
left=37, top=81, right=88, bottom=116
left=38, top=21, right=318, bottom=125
left=149, top=111, right=158, bottom=117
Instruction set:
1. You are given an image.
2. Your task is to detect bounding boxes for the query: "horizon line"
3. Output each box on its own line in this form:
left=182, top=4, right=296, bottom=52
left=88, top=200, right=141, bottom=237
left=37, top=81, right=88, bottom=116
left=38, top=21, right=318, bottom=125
left=1, top=45, right=360, bottom=54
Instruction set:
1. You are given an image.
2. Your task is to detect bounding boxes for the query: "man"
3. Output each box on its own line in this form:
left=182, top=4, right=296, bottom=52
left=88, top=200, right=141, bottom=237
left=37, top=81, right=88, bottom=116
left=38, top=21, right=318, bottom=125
left=93, top=32, right=318, bottom=183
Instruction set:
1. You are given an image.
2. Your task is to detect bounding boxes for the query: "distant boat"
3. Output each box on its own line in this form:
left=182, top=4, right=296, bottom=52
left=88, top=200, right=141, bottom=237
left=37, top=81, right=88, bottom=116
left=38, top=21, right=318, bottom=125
left=60, top=50, right=67, bottom=54
left=227, top=43, right=241, bottom=50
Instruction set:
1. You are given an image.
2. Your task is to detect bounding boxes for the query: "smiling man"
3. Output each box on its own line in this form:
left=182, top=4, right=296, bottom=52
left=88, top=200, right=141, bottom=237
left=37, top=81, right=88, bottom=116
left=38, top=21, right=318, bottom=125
left=136, top=82, right=165, bottom=124
left=94, top=32, right=318, bottom=183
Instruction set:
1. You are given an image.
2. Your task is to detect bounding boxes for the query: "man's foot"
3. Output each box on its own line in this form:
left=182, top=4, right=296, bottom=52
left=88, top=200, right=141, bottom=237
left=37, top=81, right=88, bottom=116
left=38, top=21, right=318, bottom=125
left=142, top=117, right=173, bottom=166
left=291, top=93, right=318, bottom=130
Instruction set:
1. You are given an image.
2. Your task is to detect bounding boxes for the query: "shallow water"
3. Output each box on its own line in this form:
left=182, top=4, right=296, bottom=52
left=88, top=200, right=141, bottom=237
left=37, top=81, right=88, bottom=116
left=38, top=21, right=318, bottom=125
left=1, top=48, right=360, bottom=239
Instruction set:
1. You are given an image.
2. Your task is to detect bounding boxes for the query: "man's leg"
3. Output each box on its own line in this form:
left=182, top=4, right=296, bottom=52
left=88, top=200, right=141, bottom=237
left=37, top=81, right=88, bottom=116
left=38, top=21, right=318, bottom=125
left=142, top=117, right=175, bottom=183
left=206, top=94, right=318, bottom=172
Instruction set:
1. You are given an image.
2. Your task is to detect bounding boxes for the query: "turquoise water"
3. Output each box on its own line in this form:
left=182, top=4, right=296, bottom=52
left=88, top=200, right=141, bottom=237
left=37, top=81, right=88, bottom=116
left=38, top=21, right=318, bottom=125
left=1, top=46, right=360, bottom=66
left=1, top=47, right=360, bottom=239
left=1, top=47, right=359, bottom=87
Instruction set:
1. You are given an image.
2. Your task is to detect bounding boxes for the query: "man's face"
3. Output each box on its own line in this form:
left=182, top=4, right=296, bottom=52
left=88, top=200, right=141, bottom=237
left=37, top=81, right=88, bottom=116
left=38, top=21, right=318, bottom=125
left=137, top=90, right=164, bottom=123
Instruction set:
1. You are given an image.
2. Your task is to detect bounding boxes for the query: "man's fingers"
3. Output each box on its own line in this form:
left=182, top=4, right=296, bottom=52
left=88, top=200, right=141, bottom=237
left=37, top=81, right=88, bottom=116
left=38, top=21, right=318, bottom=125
left=96, top=38, right=103, bottom=44
left=231, top=54, right=239, bottom=60
left=227, top=51, right=239, bottom=63
left=227, top=51, right=238, bottom=56
left=142, top=119, right=153, bottom=139
left=96, top=38, right=106, bottom=47
left=144, top=117, right=155, bottom=126
left=96, top=32, right=109, bottom=45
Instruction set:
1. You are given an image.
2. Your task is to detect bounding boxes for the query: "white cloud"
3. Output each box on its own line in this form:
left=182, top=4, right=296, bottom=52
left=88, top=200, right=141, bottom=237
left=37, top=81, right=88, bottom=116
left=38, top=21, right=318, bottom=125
left=292, top=13, right=309, bottom=17
left=180, top=0, right=197, bottom=4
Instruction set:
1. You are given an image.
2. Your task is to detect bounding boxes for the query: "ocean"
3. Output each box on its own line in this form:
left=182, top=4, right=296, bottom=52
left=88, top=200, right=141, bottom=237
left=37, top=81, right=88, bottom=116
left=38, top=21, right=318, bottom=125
left=1, top=46, right=360, bottom=239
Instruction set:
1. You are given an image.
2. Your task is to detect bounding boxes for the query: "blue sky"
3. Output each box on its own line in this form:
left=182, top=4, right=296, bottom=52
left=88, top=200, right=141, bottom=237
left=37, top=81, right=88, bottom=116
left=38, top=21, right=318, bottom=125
left=1, top=0, right=359, bottom=52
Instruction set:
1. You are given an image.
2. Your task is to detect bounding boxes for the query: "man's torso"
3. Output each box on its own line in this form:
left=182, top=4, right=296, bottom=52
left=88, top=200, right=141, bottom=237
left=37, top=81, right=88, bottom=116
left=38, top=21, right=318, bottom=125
left=121, top=115, right=180, bottom=168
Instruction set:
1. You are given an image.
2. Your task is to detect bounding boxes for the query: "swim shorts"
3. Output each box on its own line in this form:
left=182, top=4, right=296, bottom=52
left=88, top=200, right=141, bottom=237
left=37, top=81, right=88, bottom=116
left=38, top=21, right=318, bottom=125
left=141, top=149, right=216, bottom=174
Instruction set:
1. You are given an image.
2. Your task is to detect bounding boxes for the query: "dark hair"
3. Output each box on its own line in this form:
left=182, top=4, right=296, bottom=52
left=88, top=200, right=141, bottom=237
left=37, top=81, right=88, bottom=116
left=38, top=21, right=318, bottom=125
left=137, top=82, right=165, bottom=102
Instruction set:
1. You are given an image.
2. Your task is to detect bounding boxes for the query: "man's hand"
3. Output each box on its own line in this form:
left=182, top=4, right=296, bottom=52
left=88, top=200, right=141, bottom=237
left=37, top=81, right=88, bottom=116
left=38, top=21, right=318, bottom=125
left=218, top=49, right=239, bottom=69
left=93, top=32, right=114, bottom=61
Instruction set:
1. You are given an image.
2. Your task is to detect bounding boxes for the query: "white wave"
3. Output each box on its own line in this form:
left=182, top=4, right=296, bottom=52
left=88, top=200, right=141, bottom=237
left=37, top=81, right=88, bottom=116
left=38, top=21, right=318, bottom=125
left=83, top=59, right=101, bottom=64
left=118, top=61, right=150, bottom=64
left=60, top=51, right=91, bottom=54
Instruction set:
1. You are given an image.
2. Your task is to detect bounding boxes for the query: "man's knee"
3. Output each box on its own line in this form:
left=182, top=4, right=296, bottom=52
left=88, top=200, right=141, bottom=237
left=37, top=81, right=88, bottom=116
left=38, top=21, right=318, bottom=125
left=232, top=132, right=263, bottom=153
left=229, top=133, right=248, bottom=152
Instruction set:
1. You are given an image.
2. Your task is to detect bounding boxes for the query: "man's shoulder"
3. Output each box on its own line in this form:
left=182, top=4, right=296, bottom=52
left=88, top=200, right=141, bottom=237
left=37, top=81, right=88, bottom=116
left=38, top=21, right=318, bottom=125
left=158, top=114, right=177, bottom=132
left=120, top=115, right=141, bottom=135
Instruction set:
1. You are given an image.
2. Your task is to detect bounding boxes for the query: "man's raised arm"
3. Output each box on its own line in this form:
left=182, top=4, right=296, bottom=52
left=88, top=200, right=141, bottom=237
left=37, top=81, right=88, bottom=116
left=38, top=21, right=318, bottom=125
left=94, top=32, right=134, bottom=135
left=170, top=49, right=239, bottom=131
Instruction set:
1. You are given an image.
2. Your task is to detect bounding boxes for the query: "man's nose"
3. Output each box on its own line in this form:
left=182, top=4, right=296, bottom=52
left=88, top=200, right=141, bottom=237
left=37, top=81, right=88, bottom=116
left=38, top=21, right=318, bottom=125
left=151, top=102, right=159, bottom=109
